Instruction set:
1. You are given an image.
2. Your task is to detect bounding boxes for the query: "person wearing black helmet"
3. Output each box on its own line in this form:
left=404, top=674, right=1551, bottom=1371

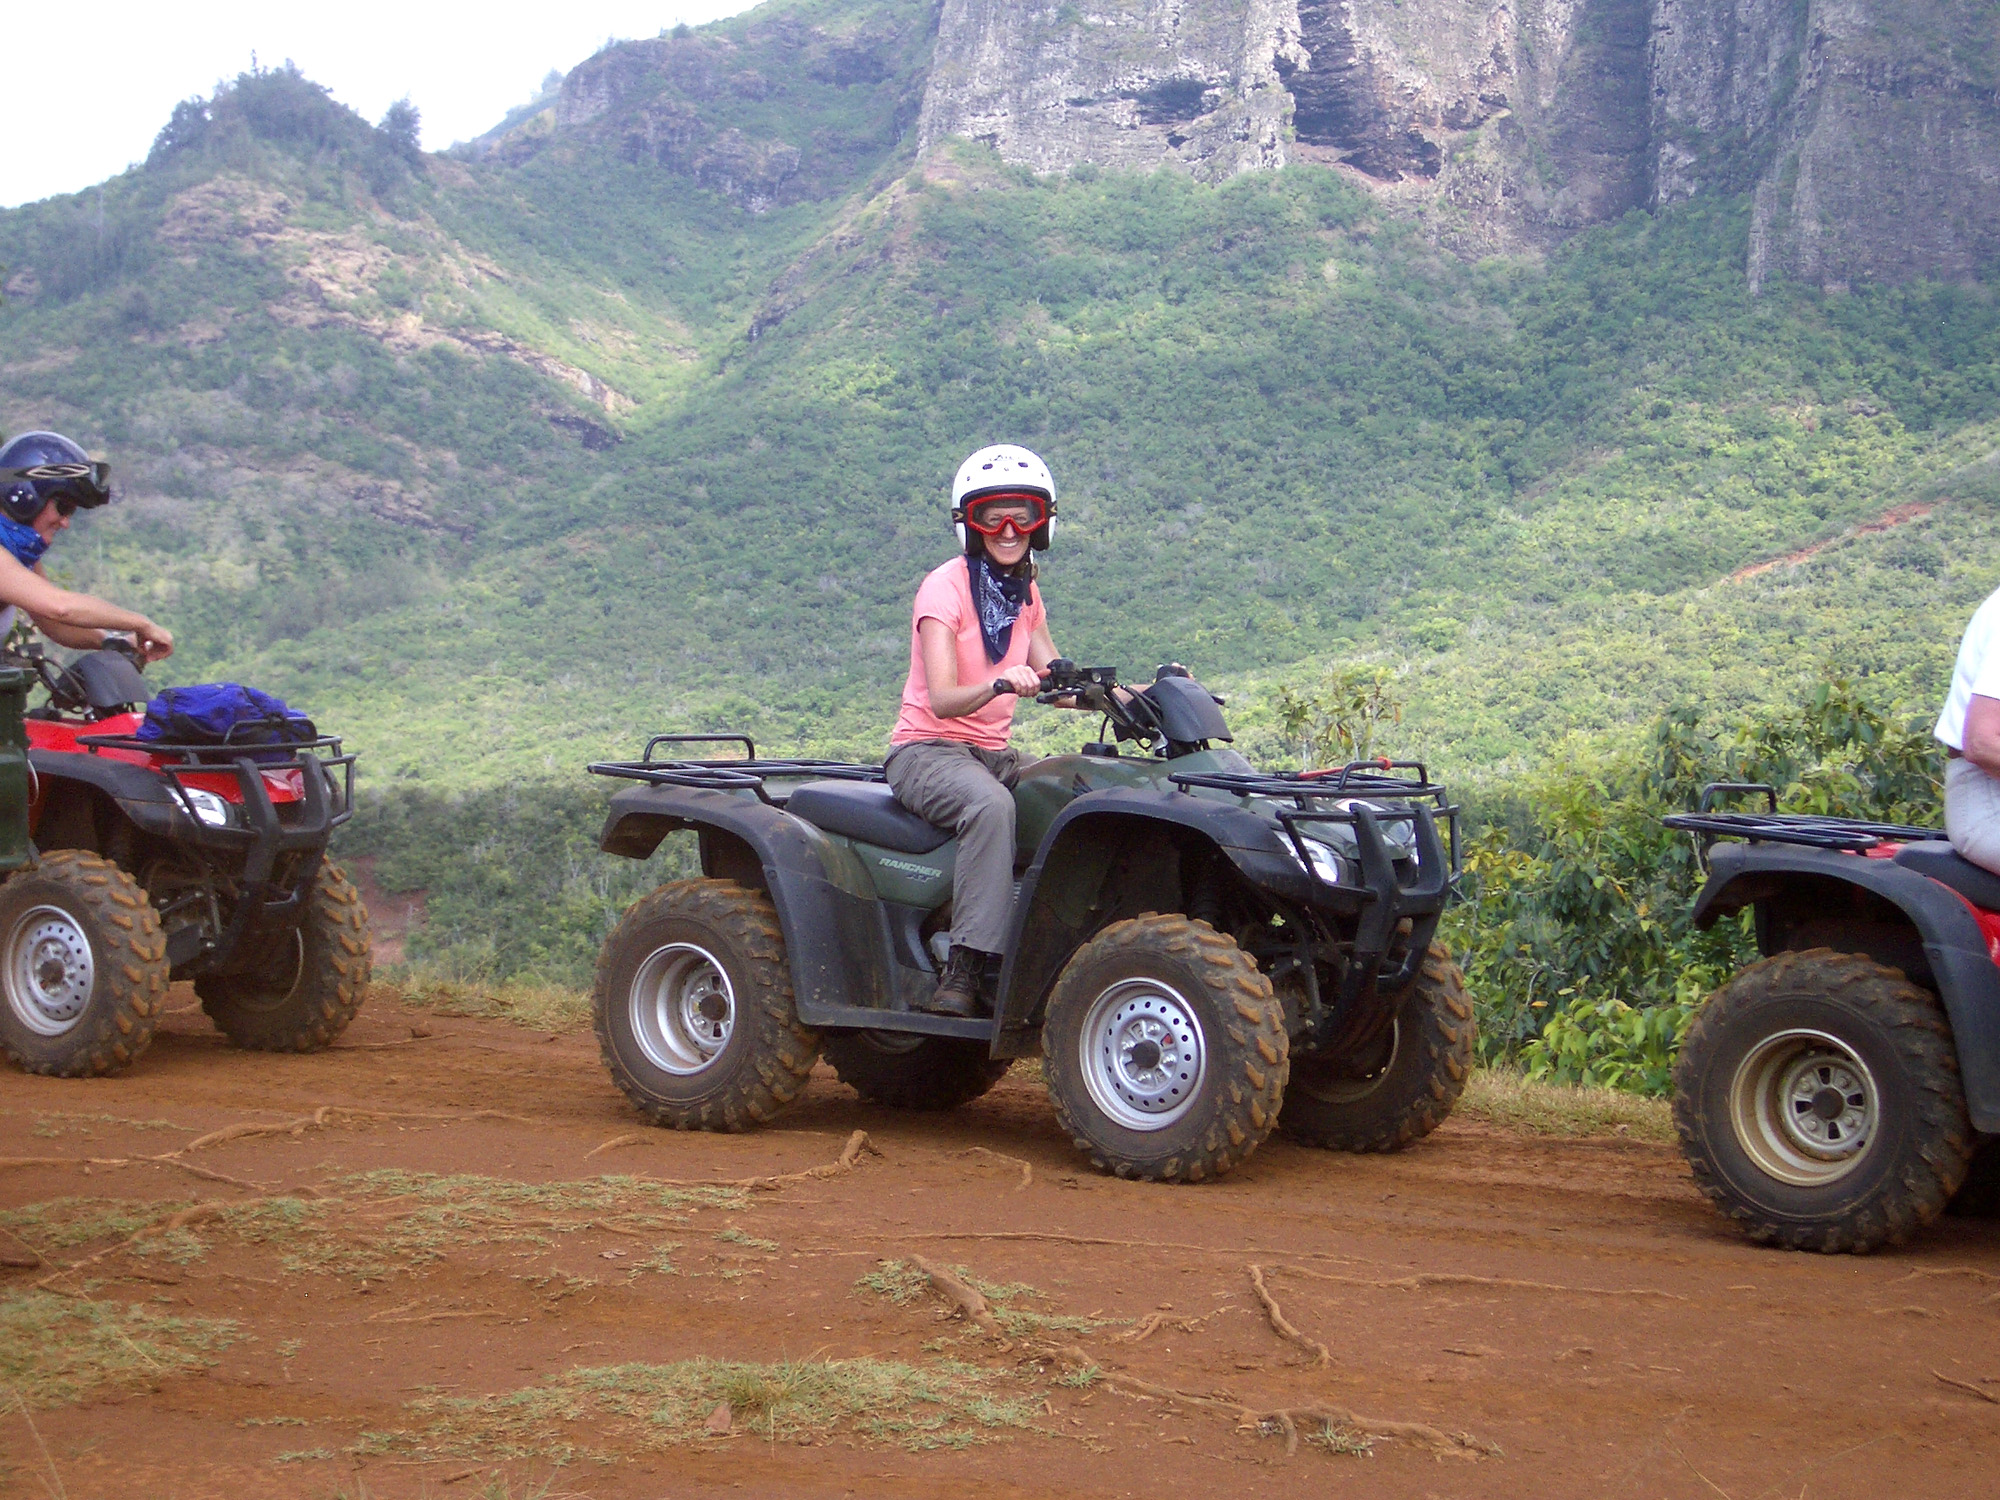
left=0, top=432, right=173, bottom=661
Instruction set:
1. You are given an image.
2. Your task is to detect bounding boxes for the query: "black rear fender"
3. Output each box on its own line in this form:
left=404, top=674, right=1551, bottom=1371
left=1693, top=843, right=2000, bottom=1132
left=990, top=791, right=1296, bottom=1058
left=598, top=783, right=925, bottom=1023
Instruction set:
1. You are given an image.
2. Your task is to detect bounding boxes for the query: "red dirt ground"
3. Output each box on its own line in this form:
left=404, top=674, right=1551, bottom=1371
left=3, top=988, right=1997, bottom=1499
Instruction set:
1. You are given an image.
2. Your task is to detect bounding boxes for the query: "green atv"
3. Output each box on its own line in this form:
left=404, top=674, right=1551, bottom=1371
left=586, top=662, right=1472, bottom=1182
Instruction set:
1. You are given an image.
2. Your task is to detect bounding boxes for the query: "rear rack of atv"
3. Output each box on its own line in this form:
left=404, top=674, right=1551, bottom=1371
left=75, top=731, right=357, bottom=829
left=1169, top=760, right=1462, bottom=877
left=588, top=734, right=883, bottom=806
left=1664, top=783, right=1940, bottom=855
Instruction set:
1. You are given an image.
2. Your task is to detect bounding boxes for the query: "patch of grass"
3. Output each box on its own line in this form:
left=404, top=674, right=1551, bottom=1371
left=223, top=1172, right=745, bottom=1280
left=856, top=1260, right=1122, bottom=1337
left=1457, top=1068, right=1675, bottom=1142
left=133, top=1227, right=208, bottom=1267
left=393, top=972, right=590, bottom=1032
left=1054, top=1364, right=1100, bottom=1388
left=713, top=1227, right=779, bottom=1252
left=637, top=1243, right=683, bottom=1275
left=0, top=1197, right=181, bottom=1252
left=1304, top=1420, right=1374, bottom=1457
left=0, top=1290, right=239, bottom=1407
left=855, top=1260, right=930, bottom=1304
left=366, top=1357, right=1036, bottom=1461
left=5, top=1174, right=747, bottom=1291
left=272, top=1447, right=335, bottom=1463
left=991, top=1307, right=1111, bottom=1337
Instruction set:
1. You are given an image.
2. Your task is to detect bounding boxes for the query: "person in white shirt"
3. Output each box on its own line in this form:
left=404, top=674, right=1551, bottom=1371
left=1936, top=585, right=2000, bottom=872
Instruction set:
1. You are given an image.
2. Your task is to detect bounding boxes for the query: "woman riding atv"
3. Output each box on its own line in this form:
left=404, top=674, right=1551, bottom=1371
left=0, top=431, right=173, bottom=663
left=886, top=444, right=1095, bottom=1017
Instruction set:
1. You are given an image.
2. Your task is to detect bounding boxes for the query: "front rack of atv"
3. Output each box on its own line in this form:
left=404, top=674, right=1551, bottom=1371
left=588, top=734, right=883, bottom=807
left=75, top=730, right=357, bottom=830
left=1169, top=760, right=1462, bottom=879
left=1664, top=782, right=1940, bottom=857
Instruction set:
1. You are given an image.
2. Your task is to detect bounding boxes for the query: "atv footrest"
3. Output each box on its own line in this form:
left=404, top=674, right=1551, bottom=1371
left=807, top=1007, right=993, bottom=1041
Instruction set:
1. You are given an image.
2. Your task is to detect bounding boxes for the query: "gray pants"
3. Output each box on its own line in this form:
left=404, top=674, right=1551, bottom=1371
left=885, top=740, right=1024, bottom=954
left=1947, top=756, right=2000, bottom=874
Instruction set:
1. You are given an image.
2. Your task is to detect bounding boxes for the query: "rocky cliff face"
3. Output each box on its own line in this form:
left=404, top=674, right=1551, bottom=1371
left=507, top=0, right=1998, bottom=282
left=1736, top=3, right=2000, bottom=290
left=914, top=1, right=1304, bottom=182
left=477, top=1, right=936, bottom=211
left=914, top=0, right=2000, bottom=283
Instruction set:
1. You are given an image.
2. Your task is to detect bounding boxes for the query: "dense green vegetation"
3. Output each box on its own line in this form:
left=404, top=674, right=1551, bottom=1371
left=1445, top=675, right=1944, bottom=1094
left=3, top=4, right=1998, bottom=1075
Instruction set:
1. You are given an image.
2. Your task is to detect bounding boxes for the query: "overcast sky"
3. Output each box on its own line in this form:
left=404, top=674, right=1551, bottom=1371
left=3, top=1, right=758, bottom=208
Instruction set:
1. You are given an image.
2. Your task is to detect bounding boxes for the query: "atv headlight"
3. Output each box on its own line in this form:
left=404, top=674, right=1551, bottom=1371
left=181, top=788, right=235, bottom=828
left=1294, top=836, right=1345, bottom=886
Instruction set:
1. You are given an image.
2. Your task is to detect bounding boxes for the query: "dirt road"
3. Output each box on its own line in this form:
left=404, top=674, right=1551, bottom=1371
left=3, top=990, right=1997, bottom=1499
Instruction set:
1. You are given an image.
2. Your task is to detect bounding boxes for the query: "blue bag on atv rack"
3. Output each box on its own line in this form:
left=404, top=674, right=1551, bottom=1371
left=134, top=684, right=317, bottom=758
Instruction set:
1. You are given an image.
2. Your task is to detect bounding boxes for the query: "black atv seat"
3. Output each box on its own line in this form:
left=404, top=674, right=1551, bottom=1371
left=785, top=780, right=950, bottom=855
left=1892, top=840, right=2000, bottom=913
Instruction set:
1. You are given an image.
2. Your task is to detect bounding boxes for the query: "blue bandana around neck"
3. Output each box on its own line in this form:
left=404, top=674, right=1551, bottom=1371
left=0, top=514, right=48, bottom=569
left=966, top=553, right=1030, bottom=665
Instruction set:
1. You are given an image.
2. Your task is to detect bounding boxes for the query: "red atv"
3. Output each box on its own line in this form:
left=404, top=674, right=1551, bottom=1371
left=1667, top=785, right=2000, bottom=1251
left=0, top=644, right=370, bottom=1077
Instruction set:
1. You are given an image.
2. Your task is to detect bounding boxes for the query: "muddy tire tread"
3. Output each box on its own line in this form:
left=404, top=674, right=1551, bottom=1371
left=1043, top=913, right=1287, bottom=1183
left=1672, top=948, right=1972, bottom=1254
left=0, top=851, right=169, bottom=1078
left=1281, top=943, right=1475, bottom=1153
left=197, top=861, right=371, bottom=1052
left=594, top=878, right=819, bottom=1132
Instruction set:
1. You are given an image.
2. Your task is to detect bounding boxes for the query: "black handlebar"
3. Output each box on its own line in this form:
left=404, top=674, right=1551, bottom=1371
left=991, top=659, right=1165, bottom=745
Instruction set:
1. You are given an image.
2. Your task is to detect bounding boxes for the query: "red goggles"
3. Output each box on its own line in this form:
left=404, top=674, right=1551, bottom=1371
left=961, top=490, right=1049, bottom=537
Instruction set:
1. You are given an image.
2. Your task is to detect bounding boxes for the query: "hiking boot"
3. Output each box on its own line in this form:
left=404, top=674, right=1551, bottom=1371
left=923, top=945, right=987, bottom=1017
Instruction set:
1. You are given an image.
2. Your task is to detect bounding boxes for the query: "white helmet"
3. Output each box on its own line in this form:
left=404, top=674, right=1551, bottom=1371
left=951, top=444, right=1057, bottom=552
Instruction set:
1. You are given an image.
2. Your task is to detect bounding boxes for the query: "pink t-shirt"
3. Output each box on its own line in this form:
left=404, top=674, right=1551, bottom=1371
left=892, top=557, right=1046, bottom=750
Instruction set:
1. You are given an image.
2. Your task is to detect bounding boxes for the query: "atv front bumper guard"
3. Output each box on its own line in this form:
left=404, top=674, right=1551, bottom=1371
left=76, top=732, right=356, bottom=970
left=1171, top=762, right=1458, bottom=1016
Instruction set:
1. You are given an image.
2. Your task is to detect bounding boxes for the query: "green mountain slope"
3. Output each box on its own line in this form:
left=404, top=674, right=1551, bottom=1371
left=2, top=2, right=1999, bottom=982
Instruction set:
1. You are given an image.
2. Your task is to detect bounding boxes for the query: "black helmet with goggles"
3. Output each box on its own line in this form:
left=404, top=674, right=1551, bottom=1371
left=0, top=432, right=112, bottom=525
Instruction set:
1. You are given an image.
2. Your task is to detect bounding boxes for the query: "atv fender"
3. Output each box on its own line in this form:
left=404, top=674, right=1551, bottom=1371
left=599, top=783, right=960, bottom=1030
left=1693, top=842, right=2000, bottom=1132
left=990, top=787, right=1303, bottom=1058
left=30, top=751, right=180, bottom=857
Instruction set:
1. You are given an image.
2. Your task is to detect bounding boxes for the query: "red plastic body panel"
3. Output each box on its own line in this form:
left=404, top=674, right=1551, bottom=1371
left=26, top=713, right=306, bottom=817
left=1858, top=841, right=2000, bottom=962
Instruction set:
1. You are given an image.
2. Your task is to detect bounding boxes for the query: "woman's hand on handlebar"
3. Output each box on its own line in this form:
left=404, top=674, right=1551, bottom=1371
left=132, top=620, right=173, bottom=662
left=991, top=663, right=1043, bottom=697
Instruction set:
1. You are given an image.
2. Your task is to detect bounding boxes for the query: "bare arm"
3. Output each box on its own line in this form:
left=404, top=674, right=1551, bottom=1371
left=1026, top=622, right=1059, bottom=672
left=920, top=618, right=1040, bottom=718
left=0, top=556, right=174, bottom=660
left=1964, top=694, right=2000, bottom=779
left=37, top=618, right=109, bottom=651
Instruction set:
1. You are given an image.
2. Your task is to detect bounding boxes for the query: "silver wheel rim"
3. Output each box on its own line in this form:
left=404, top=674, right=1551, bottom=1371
left=1295, top=1018, right=1400, bottom=1104
left=4, top=904, right=95, bottom=1038
left=1729, top=1028, right=1878, bottom=1187
left=1078, top=978, right=1206, bottom=1131
left=629, top=942, right=735, bottom=1075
